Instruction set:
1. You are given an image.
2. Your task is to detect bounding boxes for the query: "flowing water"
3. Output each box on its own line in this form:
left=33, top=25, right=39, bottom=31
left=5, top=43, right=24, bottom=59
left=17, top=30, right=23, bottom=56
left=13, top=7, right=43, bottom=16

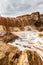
left=8, top=31, right=43, bottom=61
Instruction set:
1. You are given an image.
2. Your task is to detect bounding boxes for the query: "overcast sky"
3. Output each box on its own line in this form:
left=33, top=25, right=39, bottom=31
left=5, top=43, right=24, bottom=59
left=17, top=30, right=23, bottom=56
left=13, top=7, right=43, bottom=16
left=0, top=0, right=43, bottom=17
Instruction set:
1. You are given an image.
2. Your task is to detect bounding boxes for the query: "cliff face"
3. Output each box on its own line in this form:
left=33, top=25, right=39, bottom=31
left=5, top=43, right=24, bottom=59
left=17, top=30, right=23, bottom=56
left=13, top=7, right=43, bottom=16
left=0, top=12, right=43, bottom=32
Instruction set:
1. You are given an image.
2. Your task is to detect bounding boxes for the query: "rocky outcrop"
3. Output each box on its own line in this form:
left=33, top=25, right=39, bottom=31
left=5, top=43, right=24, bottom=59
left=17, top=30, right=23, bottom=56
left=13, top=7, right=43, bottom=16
left=0, top=12, right=43, bottom=32
left=0, top=41, right=43, bottom=65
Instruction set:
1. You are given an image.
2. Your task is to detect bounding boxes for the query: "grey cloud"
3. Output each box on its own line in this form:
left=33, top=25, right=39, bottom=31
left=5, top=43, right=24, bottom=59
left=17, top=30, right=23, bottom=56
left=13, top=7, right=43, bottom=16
left=0, top=0, right=43, bottom=17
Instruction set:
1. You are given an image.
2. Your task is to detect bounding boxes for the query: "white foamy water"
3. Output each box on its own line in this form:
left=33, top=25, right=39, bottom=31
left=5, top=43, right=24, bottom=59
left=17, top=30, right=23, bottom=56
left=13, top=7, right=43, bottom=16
left=8, top=31, right=43, bottom=60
